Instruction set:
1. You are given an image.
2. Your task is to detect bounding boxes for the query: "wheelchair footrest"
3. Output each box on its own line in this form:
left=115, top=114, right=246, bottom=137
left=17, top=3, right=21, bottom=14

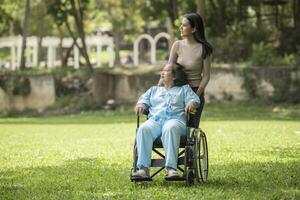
left=130, top=176, right=153, bottom=182
left=165, top=176, right=186, bottom=181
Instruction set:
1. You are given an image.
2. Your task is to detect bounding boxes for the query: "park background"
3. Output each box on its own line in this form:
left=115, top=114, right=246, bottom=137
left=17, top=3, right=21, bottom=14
left=0, top=0, right=299, bottom=199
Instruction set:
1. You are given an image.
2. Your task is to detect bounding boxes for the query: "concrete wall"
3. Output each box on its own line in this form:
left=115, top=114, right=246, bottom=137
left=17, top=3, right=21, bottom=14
left=0, top=75, right=55, bottom=112
left=206, top=68, right=247, bottom=101
left=92, top=73, right=160, bottom=104
left=92, top=67, right=300, bottom=104
left=1, top=67, right=298, bottom=112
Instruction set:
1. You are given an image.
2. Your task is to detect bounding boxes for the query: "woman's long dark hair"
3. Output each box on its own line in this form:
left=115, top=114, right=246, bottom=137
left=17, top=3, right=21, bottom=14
left=185, top=13, right=213, bottom=59
left=172, top=63, right=189, bottom=86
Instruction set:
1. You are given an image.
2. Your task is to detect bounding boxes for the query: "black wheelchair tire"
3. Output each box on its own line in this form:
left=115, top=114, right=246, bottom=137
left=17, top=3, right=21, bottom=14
left=185, top=169, right=194, bottom=186
left=199, top=130, right=208, bottom=182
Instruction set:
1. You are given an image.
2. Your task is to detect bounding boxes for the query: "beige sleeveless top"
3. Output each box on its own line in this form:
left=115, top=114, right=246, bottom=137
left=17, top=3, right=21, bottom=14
left=168, top=39, right=211, bottom=87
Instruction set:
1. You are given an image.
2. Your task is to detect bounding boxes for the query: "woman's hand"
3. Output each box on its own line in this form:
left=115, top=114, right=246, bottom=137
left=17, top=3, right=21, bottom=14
left=185, top=101, right=197, bottom=114
left=135, top=103, right=146, bottom=116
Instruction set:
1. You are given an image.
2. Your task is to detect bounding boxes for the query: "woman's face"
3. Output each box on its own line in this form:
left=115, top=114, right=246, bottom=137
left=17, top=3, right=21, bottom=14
left=160, top=64, right=174, bottom=84
left=180, top=18, right=195, bottom=38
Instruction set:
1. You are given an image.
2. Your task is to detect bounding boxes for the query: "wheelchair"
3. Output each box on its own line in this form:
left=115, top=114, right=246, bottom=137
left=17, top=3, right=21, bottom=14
left=130, top=112, right=208, bottom=186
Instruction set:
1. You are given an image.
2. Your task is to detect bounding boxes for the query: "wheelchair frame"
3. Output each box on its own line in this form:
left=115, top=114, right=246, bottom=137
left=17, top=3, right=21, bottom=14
left=130, top=113, right=208, bottom=186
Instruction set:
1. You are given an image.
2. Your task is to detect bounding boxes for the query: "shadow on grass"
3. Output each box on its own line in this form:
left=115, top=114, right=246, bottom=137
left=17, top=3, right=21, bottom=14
left=0, top=156, right=299, bottom=199
left=203, top=159, right=299, bottom=199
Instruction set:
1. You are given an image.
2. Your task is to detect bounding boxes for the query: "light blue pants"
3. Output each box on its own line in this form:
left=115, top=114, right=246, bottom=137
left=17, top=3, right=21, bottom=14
left=136, top=119, right=186, bottom=170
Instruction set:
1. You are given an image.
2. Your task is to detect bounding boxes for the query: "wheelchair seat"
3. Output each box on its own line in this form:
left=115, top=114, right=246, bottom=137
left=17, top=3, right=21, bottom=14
left=153, top=136, right=187, bottom=148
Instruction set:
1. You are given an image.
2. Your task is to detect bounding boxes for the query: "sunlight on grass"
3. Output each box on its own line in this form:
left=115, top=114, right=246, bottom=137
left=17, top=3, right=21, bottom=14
left=0, top=119, right=299, bottom=199
left=0, top=101, right=299, bottom=199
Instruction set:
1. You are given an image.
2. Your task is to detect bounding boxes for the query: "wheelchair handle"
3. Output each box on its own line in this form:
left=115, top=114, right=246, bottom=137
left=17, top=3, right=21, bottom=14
left=186, top=112, right=190, bottom=139
left=137, top=115, right=140, bottom=128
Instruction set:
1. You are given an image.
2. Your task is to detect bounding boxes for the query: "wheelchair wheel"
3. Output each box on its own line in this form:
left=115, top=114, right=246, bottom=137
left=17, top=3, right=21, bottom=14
left=185, top=169, right=194, bottom=186
left=193, top=129, right=208, bottom=182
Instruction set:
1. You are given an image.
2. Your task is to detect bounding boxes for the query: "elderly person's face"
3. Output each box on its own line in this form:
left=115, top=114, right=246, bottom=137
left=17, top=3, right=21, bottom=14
left=160, top=64, right=174, bottom=84
left=180, top=18, right=195, bottom=38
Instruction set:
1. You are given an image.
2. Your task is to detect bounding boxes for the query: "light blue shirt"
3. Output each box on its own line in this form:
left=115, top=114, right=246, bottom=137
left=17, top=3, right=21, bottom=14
left=137, top=84, right=200, bottom=125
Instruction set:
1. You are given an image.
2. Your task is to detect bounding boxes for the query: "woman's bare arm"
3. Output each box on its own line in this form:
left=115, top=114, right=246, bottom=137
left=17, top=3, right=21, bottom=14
left=197, top=55, right=211, bottom=96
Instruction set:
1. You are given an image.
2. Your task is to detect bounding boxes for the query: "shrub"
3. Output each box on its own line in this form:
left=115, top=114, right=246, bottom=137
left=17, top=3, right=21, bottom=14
left=281, top=54, right=295, bottom=66
left=211, top=23, right=271, bottom=63
left=250, top=42, right=276, bottom=66
left=0, top=75, right=31, bottom=96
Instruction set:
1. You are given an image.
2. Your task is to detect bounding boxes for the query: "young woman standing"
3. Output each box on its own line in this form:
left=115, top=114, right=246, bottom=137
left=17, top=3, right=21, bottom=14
left=168, top=13, right=213, bottom=127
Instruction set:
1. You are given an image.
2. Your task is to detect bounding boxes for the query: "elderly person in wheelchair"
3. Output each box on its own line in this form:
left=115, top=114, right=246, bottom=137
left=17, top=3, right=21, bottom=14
left=132, top=63, right=200, bottom=179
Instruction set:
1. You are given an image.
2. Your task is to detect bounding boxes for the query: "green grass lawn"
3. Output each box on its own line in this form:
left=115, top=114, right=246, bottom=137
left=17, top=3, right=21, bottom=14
left=0, top=101, right=299, bottom=199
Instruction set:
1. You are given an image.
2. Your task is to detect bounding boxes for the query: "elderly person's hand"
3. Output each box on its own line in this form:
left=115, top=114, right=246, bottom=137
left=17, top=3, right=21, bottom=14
left=135, top=103, right=146, bottom=116
left=157, top=78, right=164, bottom=87
left=185, top=101, right=197, bottom=114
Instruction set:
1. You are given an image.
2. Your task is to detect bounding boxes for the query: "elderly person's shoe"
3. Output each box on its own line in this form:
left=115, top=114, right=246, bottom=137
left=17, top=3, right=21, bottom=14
left=166, top=168, right=179, bottom=178
left=132, top=168, right=150, bottom=178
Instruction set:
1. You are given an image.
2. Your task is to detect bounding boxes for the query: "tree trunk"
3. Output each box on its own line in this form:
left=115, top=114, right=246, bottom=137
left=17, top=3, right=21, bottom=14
left=20, top=0, right=30, bottom=70
left=36, top=1, right=45, bottom=66
left=218, top=1, right=227, bottom=35
left=254, top=3, right=262, bottom=28
left=275, top=5, right=279, bottom=28
left=209, top=0, right=227, bottom=36
left=166, top=0, right=178, bottom=47
left=70, top=0, right=93, bottom=74
left=113, top=29, right=122, bottom=66
left=58, top=27, right=64, bottom=67
left=167, top=0, right=178, bottom=28
left=167, top=17, right=175, bottom=48
left=298, top=0, right=300, bottom=27
left=197, top=0, right=206, bottom=20
left=9, top=21, right=14, bottom=36
left=208, top=0, right=227, bottom=36
left=37, top=36, right=43, bottom=66
left=62, top=41, right=75, bottom=66
left=293, top=0, right=300, bottom=28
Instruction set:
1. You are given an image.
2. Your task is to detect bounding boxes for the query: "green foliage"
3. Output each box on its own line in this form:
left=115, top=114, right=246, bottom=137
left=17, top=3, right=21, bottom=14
left=249, top=42, right=297, bottom=67
left=278, top=26, right=300, bottom=55
left=0, top=5, right=13, bottom=35
left=250, top=42, right=276, bottom=66
left=0, top=0, right=25, bottom=35
left=0, top=0, right=299, bottom=67
left=28, top=1, right=54, bottom=36
left=0, top=102, right=299, bottom=199
left=47, top=0, right=90, bottom=27
left=212, top=30, right=249, bottom=62
left=211, top=23, right=271, bottom=63
left=281, top=54, right=296, bottom=66
left=50, top=94, right=100, bottom=114
left=52, top=69, right=89, bottom=97
left=294, top=46, right=300, bottom=67
left=94, top=0, right=145, bottom=41
left=242, top=68, right=259, bottom=98
left=0, top=75, right=31, bottom=96
left=290, top=79, right=300, bottom=103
